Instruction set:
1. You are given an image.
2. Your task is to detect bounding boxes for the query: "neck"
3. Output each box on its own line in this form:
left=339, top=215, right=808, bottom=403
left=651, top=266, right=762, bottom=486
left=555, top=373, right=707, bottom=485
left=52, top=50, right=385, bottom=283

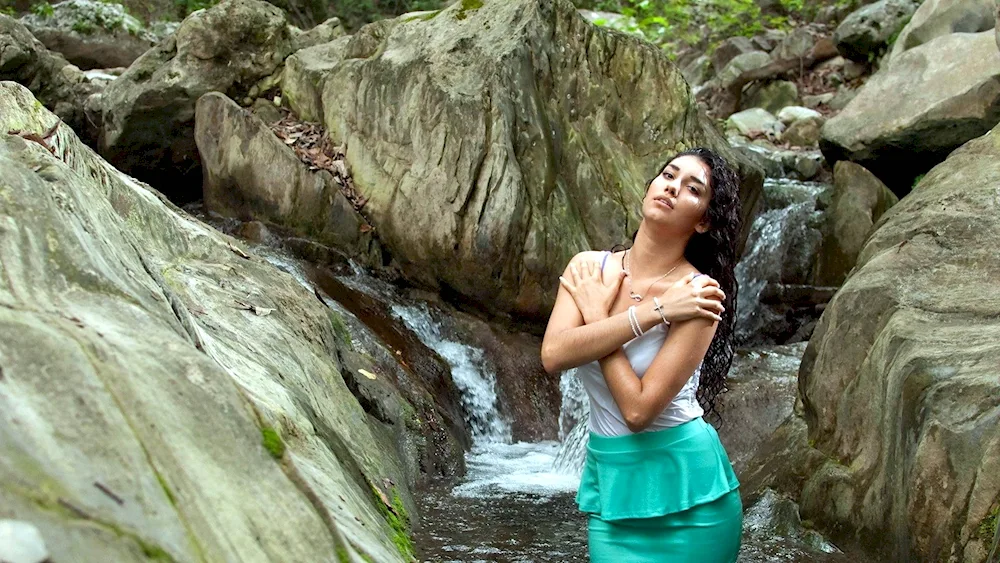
left=629, top=222, right=689, bottom=278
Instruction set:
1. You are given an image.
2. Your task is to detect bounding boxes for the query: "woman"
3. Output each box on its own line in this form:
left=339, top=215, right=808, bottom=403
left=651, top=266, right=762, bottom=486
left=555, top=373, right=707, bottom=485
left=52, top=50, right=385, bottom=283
left=540, top=148, right=743, bottom=562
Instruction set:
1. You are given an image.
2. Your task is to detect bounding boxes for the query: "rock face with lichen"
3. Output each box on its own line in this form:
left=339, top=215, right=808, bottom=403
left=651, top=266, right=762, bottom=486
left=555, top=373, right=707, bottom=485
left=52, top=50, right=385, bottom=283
left=278, top=0, right=763, bottom=323
left=820, top=29, right=1000, bottom=194
left=0, top=80, right=427, bottom=562
left=19, top=0, right=158, bottom=70
left=795, top=122, right=1000, bottom=561
left=0, top=14, right=98, bottom=137
left=98, top=0, right=295, bottom=202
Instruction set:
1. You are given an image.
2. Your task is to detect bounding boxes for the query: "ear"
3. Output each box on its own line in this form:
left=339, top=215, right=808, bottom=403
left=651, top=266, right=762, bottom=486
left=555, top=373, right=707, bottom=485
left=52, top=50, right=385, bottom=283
left=695, top=217, right=711, bottom=234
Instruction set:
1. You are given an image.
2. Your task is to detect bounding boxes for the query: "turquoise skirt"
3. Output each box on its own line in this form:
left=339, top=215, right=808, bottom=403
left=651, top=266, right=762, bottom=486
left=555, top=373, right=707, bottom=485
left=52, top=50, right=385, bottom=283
left=576, top=418, right=742, bottom=562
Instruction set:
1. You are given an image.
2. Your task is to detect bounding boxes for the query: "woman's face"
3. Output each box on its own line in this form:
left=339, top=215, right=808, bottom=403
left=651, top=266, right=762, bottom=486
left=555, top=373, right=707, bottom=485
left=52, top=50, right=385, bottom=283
left=643, top=155, right=713, bottom=235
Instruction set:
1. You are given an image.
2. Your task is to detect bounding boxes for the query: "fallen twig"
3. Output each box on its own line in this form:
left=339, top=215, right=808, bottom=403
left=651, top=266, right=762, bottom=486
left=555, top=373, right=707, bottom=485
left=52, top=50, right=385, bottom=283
left=94, top=481, right=125, bottom=505
left=7, top=120, right=61, bottom=154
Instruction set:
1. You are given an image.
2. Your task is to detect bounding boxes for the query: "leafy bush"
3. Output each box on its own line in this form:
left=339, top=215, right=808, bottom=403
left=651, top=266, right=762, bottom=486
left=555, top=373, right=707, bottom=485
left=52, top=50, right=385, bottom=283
left=581, top=0, right=790, bottom=57
left=30, top=1, right=54, bottom=18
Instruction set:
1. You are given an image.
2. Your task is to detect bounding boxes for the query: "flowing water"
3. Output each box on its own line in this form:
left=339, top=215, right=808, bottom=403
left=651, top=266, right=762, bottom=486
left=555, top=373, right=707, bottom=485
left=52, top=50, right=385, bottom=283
left=215, top=190, right=874, bottom=562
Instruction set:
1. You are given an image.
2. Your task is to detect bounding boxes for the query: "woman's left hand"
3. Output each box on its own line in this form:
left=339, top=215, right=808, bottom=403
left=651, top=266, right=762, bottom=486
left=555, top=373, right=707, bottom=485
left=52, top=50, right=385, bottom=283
left=560, top=259, right=625, bottom=324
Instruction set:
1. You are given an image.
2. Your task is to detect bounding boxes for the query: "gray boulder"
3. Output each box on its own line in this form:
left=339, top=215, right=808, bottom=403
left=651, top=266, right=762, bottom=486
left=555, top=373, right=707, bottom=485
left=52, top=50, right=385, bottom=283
left=777, top=105, right=823, bottom=124
left=780, top=116, right=823, bottom=147
left=292, top=15, right=345, bottom=51
left=0, top=80, right=415, bottom=563
left=717, top=342, right=807, bottom=473
left=741, top=79, right=799, bottom=114
left=834, top=0, right=920, bottom=61
left=813, top=161, right=898, bottom=286
left=281, top=0, right=763, bottom=323
left=800, top=119, right=1000, bottom=561
left=715, top=50, right=773, bottom=88
left=20, top=0, right=157, bottom=69
left=888, top=0, right=996, bottom=62
left=712, top=35, right=758, bottom=73
left=195, top=91, right=380, bottom=261
left=820, top=30, right=1000, bottom=194
left=770, top=27, right=815, bottom=61
left=0, top=14, right=98, bottom=138
left=99, top=0, right=295, bottom=202
left=727, top=107, right=785, bottom=138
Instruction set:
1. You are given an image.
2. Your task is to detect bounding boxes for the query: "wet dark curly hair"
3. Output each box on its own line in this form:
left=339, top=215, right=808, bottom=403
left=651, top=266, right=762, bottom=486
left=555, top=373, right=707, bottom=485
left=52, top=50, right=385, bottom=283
left=618, top=147, right=742, bottom=420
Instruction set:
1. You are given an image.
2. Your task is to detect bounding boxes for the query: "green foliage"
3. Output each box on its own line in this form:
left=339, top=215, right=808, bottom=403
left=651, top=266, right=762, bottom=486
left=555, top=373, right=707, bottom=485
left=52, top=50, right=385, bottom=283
left=71, top=19, right=96, bottom=34
left=979, top=504, right=998, bottom=540
left=583, top=0, right=775, bottom=57
left=30, top=2, right=54, bottom=18
left=260, top=425, right=286, bottom=459
left=778, top=0, right=804, bottom=10
left=911, top=173, right=925, bottom=189
left=1, top=6, right=15, bottom=16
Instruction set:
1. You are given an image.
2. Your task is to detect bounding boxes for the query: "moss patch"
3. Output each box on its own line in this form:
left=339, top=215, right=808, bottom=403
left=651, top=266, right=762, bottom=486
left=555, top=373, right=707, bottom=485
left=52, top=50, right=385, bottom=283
left=328, top=310, right=353, bottom=350
left=155, top=472, right=176, bottom=505
left=455, top=0, right=482, bottom=20
left=261, top=426, right=286, bottom=459
left=978, top=504, right=998, bottom=540
left=369, top=481, right=414, bottom=559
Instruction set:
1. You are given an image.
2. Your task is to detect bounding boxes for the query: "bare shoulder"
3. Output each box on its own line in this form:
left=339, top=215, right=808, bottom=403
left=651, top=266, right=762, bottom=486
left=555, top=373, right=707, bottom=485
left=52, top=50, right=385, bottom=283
left=564, top=250, right=611, bottom=270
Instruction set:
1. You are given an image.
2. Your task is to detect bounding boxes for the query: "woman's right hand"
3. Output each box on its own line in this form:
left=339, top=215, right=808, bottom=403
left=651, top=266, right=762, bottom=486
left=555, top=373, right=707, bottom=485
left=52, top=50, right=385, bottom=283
left=656, top=272, right=727, bottom=323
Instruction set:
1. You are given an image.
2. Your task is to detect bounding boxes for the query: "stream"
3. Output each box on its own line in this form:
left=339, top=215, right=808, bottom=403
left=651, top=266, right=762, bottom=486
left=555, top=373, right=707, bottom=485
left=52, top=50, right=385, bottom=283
left=193, top=176, right=872, bottom=562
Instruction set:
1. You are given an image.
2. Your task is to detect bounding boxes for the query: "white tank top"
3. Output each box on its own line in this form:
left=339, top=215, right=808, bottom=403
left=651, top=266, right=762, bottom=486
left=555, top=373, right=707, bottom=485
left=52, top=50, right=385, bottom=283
left=576, top=251, right=704, bottom=437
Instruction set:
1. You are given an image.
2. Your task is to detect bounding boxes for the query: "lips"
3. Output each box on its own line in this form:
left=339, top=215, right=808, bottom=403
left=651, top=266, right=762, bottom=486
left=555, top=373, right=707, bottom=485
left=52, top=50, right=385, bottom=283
left=654, top=196, right=674, bottom=209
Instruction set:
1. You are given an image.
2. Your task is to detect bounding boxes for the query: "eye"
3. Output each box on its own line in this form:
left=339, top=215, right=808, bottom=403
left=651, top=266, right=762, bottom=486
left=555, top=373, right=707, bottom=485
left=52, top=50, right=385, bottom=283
left=689, top=185, right=699, bottom=194
left=663, top=171, right=674, bottom=179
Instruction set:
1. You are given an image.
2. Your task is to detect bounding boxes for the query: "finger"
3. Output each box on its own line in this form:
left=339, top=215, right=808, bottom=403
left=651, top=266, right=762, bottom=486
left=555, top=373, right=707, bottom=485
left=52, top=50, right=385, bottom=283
left=698, top=307, right=723, bottom=323
left=697, top=298, right=725, bottom=312
left=559, top=276, right=577, bottom=293
left=693, top=275, right=720, bottom=289
left=699, top=287, right=726, bottom=301
left=570, top=263, right=581, bottom=283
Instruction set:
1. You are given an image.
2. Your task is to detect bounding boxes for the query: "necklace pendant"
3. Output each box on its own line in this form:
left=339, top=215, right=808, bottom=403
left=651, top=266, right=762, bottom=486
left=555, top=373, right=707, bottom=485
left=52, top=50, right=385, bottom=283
left=629, top=292, right=642, bottom=302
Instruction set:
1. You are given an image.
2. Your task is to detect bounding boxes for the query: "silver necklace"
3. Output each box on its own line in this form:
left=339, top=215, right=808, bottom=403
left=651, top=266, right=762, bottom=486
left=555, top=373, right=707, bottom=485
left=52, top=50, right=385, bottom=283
left=625, top=249, right=680, bottom=302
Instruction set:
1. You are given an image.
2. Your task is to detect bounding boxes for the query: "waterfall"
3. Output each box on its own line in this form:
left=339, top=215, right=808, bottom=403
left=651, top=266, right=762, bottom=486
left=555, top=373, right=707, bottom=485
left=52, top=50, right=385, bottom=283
left=734, top=178, right=828, bottom=346
left=391, top=303, right=512, bottom=444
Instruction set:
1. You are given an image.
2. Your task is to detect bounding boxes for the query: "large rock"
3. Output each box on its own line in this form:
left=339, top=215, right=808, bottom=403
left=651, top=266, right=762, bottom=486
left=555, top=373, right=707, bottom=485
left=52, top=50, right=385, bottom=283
left=799, top=122, right=1000, bottom=561
left=19, top=0, right=158, bottom=69
left=813, top=161, right=897, bottom=286
left=717, top=342, right=807, bottom=474
left=0, top=14, right=97, bottom=138
left=711, top=35, right=758, bottom=73
left=281, top=0, right=763, bottom=323
left=887, top=0, right=996, bottom=62
left=99, top=0, right=295, bottom=203
left=741, top=79, right=799, bottom=114
left=715, top=50, right=773, bottom=89
left=194, top=92, right=379, bottom=261
left=0, top=81, right=417, bottom=562
left=834, top=0, right=920, bottom=61
left=820, top=30, right=1000, bottom=194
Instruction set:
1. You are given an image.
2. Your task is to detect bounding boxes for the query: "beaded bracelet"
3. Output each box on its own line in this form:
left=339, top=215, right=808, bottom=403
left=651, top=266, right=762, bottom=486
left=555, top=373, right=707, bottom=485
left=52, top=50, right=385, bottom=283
left=627, top=305, right=644, bottom=337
